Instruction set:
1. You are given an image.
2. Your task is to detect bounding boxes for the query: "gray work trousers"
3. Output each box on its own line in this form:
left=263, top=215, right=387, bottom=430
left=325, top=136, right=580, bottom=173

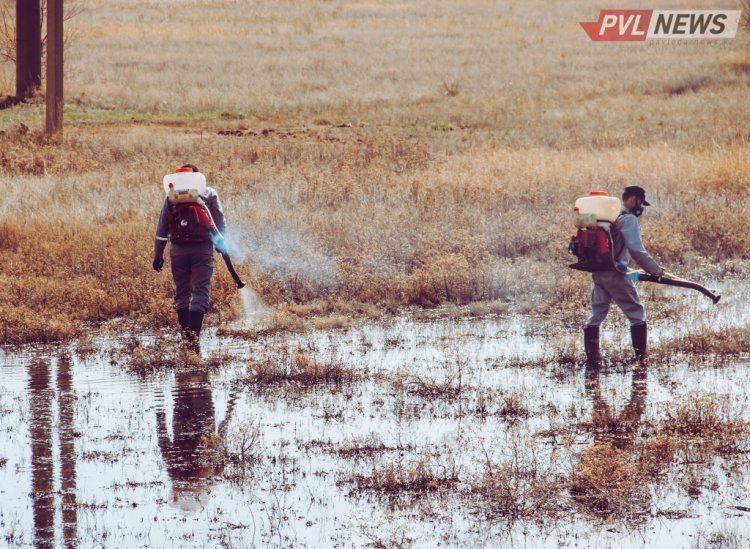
left=170, top=242, right=215, bottom=314
left=585, top=270, right=646, bottom=328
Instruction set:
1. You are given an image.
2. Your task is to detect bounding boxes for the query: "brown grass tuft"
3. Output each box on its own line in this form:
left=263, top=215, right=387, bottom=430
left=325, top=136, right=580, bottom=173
left=659, top=394, right=750, bottom=457
left=344, top=454, right=458, bottom=499
left=245, top=347, right=355, bottom=387
left=653, top=327, right=750, bottom=359
left=570, top=443, right=650, bottom=520
left=471, top=444, right=566, bottom=522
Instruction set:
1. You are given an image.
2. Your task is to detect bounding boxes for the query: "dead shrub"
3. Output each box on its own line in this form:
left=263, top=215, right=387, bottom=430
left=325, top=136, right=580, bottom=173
left=406, top=253, right=479, bottom=306
left=401, top=359, right=466, bottom=401
left=223, top=423, right=262, bottom=481
left=570, top=443, right=650, bottom=520
left=470, top=444, right=566, bottom=523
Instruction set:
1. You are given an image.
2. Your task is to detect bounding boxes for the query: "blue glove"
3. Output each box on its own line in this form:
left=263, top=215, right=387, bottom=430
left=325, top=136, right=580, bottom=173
left=626, top=271, right=640, bottom=281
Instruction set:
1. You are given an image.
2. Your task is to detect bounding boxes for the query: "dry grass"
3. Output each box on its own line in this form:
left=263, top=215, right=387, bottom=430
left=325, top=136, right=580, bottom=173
left=244, top=347, right=356, bottom=387
left=335, top=436, right=414, bottom=461
left=570, top=442, right=651, bottom=520
left=652, top=327, right=750, bottom=359
left=659, top=393, right=750, bottom=457
left=120, top=334, right=230, bottom=374
left=571, top=392, right=750, bottom=521
left=0, top=0, right=749, bottom=343
left=342, top=453, right=459, bottom=500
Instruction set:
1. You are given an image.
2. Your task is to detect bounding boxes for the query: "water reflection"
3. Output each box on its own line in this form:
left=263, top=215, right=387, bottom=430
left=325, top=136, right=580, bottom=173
left=58, top=354, right=78, bottom=549
left=585, top=359, right=648, bottom=449
left=29, top=360, right=54, bottom=549
left=156, top=371, right=237, bottom=512
left=28, top=354, right=78, bottom=549
left=572, top=359, right=650, bottom=519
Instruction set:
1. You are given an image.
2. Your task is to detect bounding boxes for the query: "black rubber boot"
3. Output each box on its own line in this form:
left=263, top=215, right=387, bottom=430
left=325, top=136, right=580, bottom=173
left=631, top=323, right=648, bottom=361
left=188, top=310, right=205, bottom=352
left=177, top=308, right=190, bottom=335
left=584, top=325, right=600, bottom=366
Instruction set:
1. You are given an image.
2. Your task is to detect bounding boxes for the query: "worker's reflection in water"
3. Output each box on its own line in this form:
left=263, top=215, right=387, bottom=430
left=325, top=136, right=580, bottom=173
left=156, top=370, right=237, bottom=512
left=572, top=359, right=650, bottom=517
left=585, top=359, right=648, bottom=450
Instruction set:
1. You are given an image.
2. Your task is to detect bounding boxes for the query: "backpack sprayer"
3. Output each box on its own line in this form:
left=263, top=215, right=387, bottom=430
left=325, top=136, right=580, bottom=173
left=568, top=191, right=720, bottom=304
left=568, top=191, right=620, bottom=272
left=164, top=169, right=246, bottom=289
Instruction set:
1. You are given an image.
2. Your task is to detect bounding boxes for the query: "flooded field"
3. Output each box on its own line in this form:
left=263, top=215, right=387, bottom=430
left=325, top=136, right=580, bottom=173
left=2, top=281, right=750, bottom=548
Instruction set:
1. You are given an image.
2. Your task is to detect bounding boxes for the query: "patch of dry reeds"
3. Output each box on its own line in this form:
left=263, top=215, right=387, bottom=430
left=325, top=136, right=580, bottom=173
left=244, top=347, right=355, bottom=387
left=120, top=334, right=229, bottom=374
left=652, top=327, right=750, bottom=359
left=570, top=442, right=651, bottom=520
left=343, top=454, right=458, bottom=500
left=659, top=393, right=750, bottom=458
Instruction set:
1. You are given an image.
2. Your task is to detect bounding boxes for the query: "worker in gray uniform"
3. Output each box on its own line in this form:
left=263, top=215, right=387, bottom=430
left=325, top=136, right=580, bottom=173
left=584, top=185, right=665, bottom=364
left=152, top=164, right=226, bottom=348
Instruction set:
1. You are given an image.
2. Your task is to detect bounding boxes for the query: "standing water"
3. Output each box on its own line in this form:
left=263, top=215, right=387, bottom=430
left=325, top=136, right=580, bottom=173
left=3, top=283, right=750, bottom=547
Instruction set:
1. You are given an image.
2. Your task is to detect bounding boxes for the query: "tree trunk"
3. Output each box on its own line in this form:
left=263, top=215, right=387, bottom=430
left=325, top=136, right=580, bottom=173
left=15, top=0, right=42, bottom=99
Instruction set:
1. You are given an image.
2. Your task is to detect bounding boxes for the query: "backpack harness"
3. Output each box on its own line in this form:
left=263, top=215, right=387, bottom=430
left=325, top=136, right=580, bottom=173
left=166, top=189, right=217, bottom=245
left=568, top=214, right=623, bottom=272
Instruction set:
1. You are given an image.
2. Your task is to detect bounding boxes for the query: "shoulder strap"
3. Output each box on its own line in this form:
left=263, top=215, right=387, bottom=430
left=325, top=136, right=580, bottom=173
left=611, top=213, right=626, bottom=257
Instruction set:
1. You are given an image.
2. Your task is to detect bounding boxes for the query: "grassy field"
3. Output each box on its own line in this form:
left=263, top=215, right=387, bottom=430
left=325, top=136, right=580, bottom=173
left=0, top=0, right=749, bottom=343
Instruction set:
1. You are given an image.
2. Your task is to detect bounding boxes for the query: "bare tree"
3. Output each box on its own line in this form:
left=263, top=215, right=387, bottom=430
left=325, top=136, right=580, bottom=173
left=0, top=0, right=82, bottom=95
left=0, top=0, right=15, bottom=63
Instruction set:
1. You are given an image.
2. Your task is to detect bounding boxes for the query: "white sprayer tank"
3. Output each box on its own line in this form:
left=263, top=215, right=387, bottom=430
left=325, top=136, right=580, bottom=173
left=574, top=191, right=621, bottom=228
left=163, top=168, right=207, bottom=196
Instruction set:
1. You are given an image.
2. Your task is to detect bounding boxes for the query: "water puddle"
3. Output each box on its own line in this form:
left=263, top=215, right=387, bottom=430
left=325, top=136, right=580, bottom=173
left=2, top=283, right=750, bottom=547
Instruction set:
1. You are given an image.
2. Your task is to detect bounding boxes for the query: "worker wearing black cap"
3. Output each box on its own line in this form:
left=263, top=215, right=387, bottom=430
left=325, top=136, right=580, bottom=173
left=584, top=185, right=665, bottom=364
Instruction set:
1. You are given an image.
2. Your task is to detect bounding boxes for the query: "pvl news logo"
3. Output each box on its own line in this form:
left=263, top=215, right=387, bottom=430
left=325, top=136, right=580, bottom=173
left=580, top=10, right=742, bottom=41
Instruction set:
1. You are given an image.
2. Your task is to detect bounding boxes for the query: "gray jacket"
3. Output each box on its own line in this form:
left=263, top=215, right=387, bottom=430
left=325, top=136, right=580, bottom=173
left=153, top=187, right=226, bottom=259
left=613, top=207, right=661, bottom=275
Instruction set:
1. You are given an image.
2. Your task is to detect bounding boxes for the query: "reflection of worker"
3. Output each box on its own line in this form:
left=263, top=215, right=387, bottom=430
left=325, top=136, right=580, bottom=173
left=585, top=358, right=647, bottom=449
left=572, top=359, right=650, bottom=517
left=155, top=371, right=235, bottom=511
left=152, top=164, right=227, bottom=349
left=584, top=186, right=665, bottom=364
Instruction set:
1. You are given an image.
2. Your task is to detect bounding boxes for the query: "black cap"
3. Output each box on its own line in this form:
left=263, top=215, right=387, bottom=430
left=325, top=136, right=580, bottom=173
left=623, top=185, right=650, bottom=206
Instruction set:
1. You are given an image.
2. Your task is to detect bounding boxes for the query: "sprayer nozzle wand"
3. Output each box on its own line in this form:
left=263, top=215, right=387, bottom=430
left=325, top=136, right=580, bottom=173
left=237, top=280, right=247, bottom=289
